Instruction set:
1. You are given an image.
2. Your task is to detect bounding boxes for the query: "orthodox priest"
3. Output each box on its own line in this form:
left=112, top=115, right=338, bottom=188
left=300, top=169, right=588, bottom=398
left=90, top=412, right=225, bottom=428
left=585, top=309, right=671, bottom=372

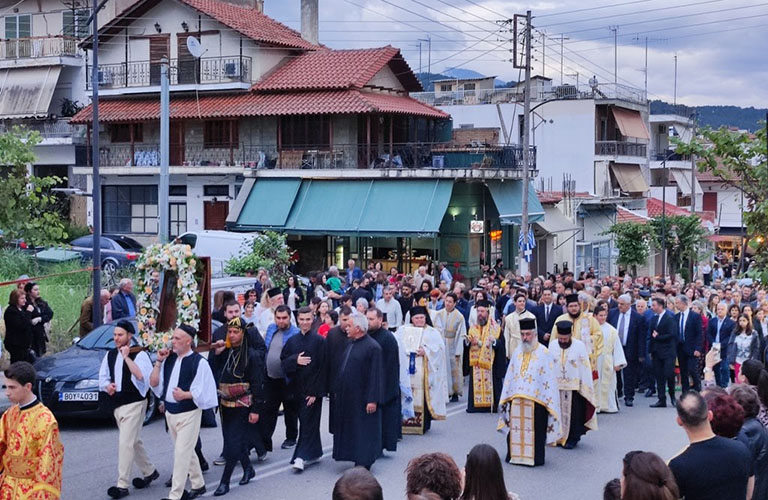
left=548, top=321, right=598, bottom=450
left=497, top=318, right=561, bottom=466
left=551, top=293, right=603, bottom=379
left=433, top=293, right=467, bottom=402
left=325, top=307, right=353, bottom=434
left=331, top=313, right=383, bottom=470
left=395, top=306, right=448, bottom=434
left=465, top=300, right=506, bottom=413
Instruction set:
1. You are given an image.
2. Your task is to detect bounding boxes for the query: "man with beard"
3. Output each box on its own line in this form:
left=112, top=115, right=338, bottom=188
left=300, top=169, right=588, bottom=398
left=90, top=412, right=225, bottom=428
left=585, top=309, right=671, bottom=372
left=433, top=293, right=467, bottom=402
left=395, top=306, right=448, bottom=434
left=503, top=293, right=537, bottom=360
left=397, top=283, right=416, bottom=321
left=548, top=321, right=598, bottom=450
left=497, top=318, right=561, bottom=466
left=465, top=300, right=506, bottom=413
left=366, top=307, right=407, bottom=453
left=551, top=293, right=603, bottom=381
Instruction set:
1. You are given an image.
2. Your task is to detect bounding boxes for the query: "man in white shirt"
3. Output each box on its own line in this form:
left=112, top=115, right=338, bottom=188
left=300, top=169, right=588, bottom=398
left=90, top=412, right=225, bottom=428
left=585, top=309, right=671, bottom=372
left=375, top=285, right=403, bottom=330
left=150, top=325, right=218, bottom=500
left=438, top=262, right=453, bottom=290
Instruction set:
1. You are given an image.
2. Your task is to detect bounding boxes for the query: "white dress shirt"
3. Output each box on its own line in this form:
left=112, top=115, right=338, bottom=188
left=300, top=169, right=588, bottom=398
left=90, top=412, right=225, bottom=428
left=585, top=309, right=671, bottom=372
left=98, top=350, right=153, bottom=396
left=151, top=350, right=218, bottom=410
left=618, top=310, right=631, bottom=346
left=375, top=297, right=404, bottom=327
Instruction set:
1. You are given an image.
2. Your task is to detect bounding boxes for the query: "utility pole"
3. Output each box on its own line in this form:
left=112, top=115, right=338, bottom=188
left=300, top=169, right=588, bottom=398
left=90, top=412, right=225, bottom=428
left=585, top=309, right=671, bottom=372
left=520, top=10, right=532, bottom=277
left=414, top=42, right=422, bottom=74
left=644, top=37, right=648, bottom=96
left=549, top=35, right=569, bottom=84
left=89, top=0, right=102, bottom=329
left=690, top=112, right=697, bottom=214
left=673, top=54, right=678, bottom=108
left=419, top=36, right=431, bottom=74
left=159, top=56, right=170, bottom=243
left=541, top=31, right=545, bottom=77
left=609, top=26, right=618, bottom=85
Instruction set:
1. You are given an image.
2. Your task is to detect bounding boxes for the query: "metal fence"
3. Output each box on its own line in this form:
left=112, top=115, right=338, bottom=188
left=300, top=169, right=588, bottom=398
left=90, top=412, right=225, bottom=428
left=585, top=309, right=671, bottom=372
left=595, top=141, right=647, bottom=157
left=0, top=36, right=78, bottom=59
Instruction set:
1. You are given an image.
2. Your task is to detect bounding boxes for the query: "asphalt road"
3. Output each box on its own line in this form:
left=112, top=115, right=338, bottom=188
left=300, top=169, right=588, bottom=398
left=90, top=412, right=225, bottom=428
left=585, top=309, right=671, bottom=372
left=58, top=385, right=688, bottom=500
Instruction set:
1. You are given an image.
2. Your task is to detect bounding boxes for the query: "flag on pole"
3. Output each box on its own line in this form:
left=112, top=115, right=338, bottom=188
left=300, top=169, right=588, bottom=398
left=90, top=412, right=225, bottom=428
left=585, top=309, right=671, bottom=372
left=518, top=227, right=536, bottom=263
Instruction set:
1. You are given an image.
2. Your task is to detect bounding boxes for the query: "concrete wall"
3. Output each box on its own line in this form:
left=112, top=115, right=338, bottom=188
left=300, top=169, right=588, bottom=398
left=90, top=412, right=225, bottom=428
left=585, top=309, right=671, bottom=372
left=367, top=66, right=404, bottom=91
left=702, top=183, right=744, bottom=229
left=0, top=0, right=118, bottom=38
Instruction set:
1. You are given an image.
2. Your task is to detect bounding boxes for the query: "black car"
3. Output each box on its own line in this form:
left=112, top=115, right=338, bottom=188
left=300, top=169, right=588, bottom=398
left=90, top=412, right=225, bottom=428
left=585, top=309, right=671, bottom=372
left=69, top=234, right=144, bottom=276
left=33, top=319, right=158, bottom=425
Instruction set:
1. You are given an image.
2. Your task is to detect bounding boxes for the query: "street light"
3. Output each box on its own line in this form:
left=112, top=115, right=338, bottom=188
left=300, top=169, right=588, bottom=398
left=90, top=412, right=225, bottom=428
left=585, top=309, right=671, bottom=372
left=659, top=149, right=680, bottom=280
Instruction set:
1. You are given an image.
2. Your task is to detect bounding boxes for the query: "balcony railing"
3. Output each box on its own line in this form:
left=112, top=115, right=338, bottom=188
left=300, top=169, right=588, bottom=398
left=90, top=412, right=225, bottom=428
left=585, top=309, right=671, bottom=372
left=411, top=82, right=647, bottom=107
left=650, top=149, right=691, bottom=162
left=0, top=119, right=83, bottom=139
left=90, top=142, right=536, bottom=170
left=86, top=56, right=252, bottom=89
left=0, top=36, right=79, bottom=60
left=595, top=141, right=647, bottom=157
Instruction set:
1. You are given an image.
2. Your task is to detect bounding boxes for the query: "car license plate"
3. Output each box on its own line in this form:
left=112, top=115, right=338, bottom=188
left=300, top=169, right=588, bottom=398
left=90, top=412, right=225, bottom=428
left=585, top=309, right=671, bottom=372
left=58, top=392, right=99, bottom=402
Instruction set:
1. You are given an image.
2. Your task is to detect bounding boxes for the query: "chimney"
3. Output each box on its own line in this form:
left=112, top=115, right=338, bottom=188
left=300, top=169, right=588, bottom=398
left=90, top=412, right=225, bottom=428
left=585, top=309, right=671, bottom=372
left=301, top=0, right=318, bottom=45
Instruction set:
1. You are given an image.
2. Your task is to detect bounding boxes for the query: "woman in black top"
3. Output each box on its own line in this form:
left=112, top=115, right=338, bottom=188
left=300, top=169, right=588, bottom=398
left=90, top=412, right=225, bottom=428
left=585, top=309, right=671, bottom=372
left=210, top=317, right=264, bottom=496
left=3, top=289, right=36, bottom=363
left=24, top=282, right=53, bottom=357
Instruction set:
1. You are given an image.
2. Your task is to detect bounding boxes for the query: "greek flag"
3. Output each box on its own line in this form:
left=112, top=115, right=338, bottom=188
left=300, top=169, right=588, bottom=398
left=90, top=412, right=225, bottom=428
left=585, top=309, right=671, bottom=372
left=519, top=227, right=536, bottom=263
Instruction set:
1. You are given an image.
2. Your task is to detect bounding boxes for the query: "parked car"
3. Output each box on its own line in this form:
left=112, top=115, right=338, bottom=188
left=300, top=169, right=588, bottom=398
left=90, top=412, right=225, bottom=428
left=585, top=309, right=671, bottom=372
left=69, top=234, right=144, bottom=276
left=176, top=230, right=259, bottom=277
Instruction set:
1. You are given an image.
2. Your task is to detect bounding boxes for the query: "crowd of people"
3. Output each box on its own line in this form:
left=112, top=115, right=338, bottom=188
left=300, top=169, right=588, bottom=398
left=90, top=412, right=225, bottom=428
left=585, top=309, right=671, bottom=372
left=5, top=255, right=768, bottom=500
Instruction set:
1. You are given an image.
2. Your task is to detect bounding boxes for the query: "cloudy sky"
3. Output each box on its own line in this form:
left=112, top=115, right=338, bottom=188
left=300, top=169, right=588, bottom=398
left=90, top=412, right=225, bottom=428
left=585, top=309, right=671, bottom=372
left=265, top=0, right=768, bottom=108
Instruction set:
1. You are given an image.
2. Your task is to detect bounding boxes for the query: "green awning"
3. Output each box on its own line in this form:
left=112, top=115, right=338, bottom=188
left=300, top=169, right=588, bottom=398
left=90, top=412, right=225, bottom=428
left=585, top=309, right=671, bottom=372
left=231, top=178, right=453, bottom=237
left=234, top=178, right=302, bottom=228
left=487, top=180, right=545, bottom=225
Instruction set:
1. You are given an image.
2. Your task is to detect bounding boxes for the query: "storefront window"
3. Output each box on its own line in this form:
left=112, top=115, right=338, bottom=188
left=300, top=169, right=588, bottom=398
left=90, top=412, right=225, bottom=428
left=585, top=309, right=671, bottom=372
left=489, top=229, right=503, bottom=267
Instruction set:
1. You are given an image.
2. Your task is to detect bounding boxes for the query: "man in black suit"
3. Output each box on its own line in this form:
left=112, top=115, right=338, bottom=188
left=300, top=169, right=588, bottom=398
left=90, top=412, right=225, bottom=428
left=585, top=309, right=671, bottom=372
left=534, top=288, right=561, bottom=347
left=706, top=302, right=736, bottom=388
left=675, top=295, right=704, bottom=393
left=649, top=297, right=679, bottom=408
left=111, top=278, right=137, bottom=320
left=607, top=294, right=646, bottom=407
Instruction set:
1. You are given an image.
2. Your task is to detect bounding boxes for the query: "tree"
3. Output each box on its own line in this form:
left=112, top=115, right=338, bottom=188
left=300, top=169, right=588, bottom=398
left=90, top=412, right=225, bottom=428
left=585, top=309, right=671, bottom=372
left=674, top=124, right=768, bottom=282
left=647, top=214, right=709, bottom=282
left=0, top=127, right=67, bottom=246
left=603, top=222, right=650, bottom=278
left=224, top=231, right=293, bottom=287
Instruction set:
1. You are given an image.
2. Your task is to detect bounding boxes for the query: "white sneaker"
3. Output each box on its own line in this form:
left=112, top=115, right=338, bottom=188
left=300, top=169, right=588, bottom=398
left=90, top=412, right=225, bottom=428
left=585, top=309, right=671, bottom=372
left=292, top=458, right=305, bottom=472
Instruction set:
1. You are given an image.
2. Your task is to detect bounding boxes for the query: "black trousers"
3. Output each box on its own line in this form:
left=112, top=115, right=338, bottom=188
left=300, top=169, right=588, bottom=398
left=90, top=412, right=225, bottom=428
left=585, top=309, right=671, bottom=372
left=621, top=361, right=641, bottom=400
left=567, top=392, right=588, bottom=445
left=653, top=354, right=676, bottom=402
left=677, top=346, right=701, bottom=393
left=7, top=346, right=32, bottom=365
left=292, top=396, right=323, bottom=463
left=262, top=377, right=298, bottom=451
left=220, top=407, right=251, bottom=485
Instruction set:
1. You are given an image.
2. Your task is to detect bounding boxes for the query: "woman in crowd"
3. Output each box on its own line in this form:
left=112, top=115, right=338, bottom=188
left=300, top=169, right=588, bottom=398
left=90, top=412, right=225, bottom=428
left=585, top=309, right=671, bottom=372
left=729, top=303, right=742, bottom=323
left=728, top=384, right=768, bottom=500
left=245, top=288, right=259, bottom=305
left=103, top=285, right=119, bottom=323
left=738, top=359, right=768, bottom=429
left=24, top=282, right=53, bottom=357
left=388, top=267, right=399, bottom=285
left=460, top=443, right=519, bottom=500
left=728, top=313, right=762, bottom=379
left=405, top=453, right=463, bottom=500
left=428, top=289, right=443, bottom=312
left=692, top=300, right=711, bottom=371
left=317, top=310, right=337, bottom=339
left=373, top=272, right=387, bottom=302
left=620, top=451, right=679, bottom=500
left=242, top=300, right=258, bottom=325
left=283, top=275, right=305, bottom=316
left=313, top=274, right=329, bottom=301
left=3, top=289, right=36, bottom=363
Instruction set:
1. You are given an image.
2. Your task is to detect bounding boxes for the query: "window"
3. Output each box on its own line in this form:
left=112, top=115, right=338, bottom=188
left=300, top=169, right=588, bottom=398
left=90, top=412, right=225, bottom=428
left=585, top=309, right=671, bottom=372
left=204, top=121, right=238, bottom=149
left=62, top=9, right=90, bottom=38
left=169, top=203, right=187, bottom=239
left=489, top=229, right=503, bottom=266
left=103, top=185, right=158, bottom=234
left=203, top=185, right=229, bottom=197
left=279, top=115, right=330, bottom=149
left=5, top=15, right=31, bottom=38
left=463, top=83, right=476, bottom=91
left=169, top=185, right=187, bottom=196
left=440, top=84, right=451, bottom=92
left=110, top=123, right=143, bottom=143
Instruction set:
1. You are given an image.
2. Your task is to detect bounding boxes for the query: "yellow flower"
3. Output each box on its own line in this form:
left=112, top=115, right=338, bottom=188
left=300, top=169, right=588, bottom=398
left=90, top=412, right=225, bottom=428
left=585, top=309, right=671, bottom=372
left=182, top=298, right=191, bottom=307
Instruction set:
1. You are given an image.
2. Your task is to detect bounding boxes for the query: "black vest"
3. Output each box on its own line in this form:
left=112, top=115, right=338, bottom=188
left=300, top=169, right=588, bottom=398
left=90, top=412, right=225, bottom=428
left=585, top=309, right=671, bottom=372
left=161, top=352, right=202, bottom=414
left=106, top=349, right=147, bottom=408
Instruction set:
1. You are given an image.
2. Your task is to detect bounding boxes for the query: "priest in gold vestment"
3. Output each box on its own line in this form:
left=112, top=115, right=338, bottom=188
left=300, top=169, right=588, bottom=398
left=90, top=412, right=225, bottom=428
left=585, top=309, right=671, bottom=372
left=465, top=300, right=506, bottom=413
left=497, top=318, right=561, bottom=466
left=0, top=362, right=63, bottom=500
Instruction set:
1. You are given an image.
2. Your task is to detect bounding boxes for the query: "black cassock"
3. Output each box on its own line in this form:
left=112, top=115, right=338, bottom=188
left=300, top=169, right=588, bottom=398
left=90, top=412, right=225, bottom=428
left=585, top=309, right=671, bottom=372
left=368, top=327, right=402, bottom=452
left=463, top=336, right=507, bottom=413
left=331, top=334, right=383, bottom=469
left=281, top=330, right=326, bottom=463
left=324, top=325, right=349, bottom=434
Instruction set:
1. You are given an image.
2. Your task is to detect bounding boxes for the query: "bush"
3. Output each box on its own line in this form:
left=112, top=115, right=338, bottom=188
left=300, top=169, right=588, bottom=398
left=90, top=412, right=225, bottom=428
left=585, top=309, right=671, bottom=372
left=224, top=231, right=292, bottom=288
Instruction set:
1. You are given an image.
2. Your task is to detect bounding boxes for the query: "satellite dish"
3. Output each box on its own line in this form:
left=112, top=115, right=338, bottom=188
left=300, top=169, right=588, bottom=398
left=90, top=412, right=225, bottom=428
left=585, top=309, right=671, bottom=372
left=186, top=36, right=204, bottom=59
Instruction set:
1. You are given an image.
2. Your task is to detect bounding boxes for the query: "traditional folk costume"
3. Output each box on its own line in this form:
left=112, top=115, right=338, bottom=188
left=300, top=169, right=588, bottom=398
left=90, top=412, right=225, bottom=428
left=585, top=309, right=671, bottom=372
left=596, top=321, right=627, bottom=413
left=152, top=326, right=218, bottom=500
left=548, top=321, right=598, bottom=449
left=550, top=294, right=604, bottom=378
left=281, top=324, right=326, bottom=468
left=368, top=326, right=407, bottom=452
left=395, top=307, right=448, bottom=434
left=331, top=333, right=383, bottom=469
left=0, top=399, right=63, bottom=500
left=498, top=318, right=561, bottom=466
left=433, top=307, right=467, bottom=399
left=465, top=302, right=506, bottom=413
left=98, top=323, right=157, bottom=498
left=503, top=308, right=537, bottom=360
left=210, top=318, right=263, bottom=495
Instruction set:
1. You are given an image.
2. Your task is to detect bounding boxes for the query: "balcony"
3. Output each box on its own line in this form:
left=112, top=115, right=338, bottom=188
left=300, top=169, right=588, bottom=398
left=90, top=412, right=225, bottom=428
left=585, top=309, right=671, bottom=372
left=650, top=149, right=691, bottom=162
left=0, top=36, right=78, bottom=60
left=595, top=141, right=647, bottom=157
left=0, top=119, right=85, bottom=143
left=88, top=142, right=536, bottom=173
left=86, top=56, right=251, bottom=90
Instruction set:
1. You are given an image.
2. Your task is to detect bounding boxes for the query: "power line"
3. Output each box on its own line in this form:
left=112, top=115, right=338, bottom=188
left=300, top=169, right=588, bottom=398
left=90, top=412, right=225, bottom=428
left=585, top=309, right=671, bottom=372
left=535, top=0, right=653, bottom=18
left=537, top=0, right=726, bottom=28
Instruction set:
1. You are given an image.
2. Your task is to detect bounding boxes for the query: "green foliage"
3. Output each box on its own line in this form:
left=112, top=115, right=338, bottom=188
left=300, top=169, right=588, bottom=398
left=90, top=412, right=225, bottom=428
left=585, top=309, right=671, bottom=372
left=674, top=123, right=768, bottom=283
left=224, top=231, right=292, bottom=288
left=647, top=214, right=709, bottom=280
left=62, top=221, right=91, bottom=241
left=650, top=100, right=766, bottom=132
left=0, top=127, right=68, bottom=246
left=603, top=222, right=650, bottom=277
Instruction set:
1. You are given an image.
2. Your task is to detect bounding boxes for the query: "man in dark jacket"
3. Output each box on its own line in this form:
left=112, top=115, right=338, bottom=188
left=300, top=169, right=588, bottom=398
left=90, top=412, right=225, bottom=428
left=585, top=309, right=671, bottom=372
left=650, top=297, right=679, bottom=408
left=607, top=294, right=646, bottom=406
left=111, top=279, right=137, bottom=320
left=706, top=302, right=736, bottom=388
left=533, top=288, right=562, bottom=347
left=675, top=295, right=704, bottom=393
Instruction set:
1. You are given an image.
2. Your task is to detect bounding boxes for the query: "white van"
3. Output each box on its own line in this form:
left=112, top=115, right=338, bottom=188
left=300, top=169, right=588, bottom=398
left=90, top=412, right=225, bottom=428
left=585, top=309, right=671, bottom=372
left=176, top=230, right=258, bottom=277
